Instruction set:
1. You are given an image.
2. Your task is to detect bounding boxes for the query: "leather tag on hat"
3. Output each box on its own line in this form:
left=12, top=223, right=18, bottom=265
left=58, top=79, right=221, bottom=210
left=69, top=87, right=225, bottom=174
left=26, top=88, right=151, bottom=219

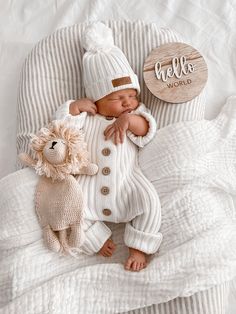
left=112, top=76, right=132, bottom=87
left=143, top=42, right=208, bottom=103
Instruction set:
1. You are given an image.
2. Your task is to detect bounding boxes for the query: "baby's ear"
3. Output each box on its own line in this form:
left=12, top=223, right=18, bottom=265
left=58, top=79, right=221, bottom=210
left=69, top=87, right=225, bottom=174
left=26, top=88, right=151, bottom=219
left=136, top=91, right=140, bottom=101
left=18, top=152, right=37, bottom=168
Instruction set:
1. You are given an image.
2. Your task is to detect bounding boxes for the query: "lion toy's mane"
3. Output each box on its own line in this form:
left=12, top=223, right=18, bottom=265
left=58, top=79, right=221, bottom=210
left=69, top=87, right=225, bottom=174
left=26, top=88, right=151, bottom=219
left=30, top=120, right=89, bottom=181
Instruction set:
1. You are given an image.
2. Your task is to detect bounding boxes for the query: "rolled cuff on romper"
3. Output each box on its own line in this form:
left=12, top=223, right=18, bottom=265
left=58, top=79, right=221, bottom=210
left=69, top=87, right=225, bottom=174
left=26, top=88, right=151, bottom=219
left=124, top=222, right=163, bottom=254
left=80, top=221, right=112, bottom=255
left=127, top=105, right=157, bottom=148
left=52, top=100, right=73, bottom=119
left=52, top=99, right=87, bottom=129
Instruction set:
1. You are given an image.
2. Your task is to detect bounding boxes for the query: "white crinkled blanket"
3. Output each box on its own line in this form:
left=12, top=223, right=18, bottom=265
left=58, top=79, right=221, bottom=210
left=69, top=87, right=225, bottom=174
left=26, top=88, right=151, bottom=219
left=0, top=97, right=236, bottom=314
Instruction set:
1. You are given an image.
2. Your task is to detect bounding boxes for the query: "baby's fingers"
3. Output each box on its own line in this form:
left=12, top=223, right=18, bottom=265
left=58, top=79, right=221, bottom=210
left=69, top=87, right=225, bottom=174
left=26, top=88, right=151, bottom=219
left=104, top=125, right=115, bottom=140
left=119, top=129, right=125, bottom=144
left=104, top=124, right=112, bottom=135
left=87, top=105, right=97, bottom=115
left=114, top=128, right=125, bottom=145
left=114, top=130, right=120, bottom=145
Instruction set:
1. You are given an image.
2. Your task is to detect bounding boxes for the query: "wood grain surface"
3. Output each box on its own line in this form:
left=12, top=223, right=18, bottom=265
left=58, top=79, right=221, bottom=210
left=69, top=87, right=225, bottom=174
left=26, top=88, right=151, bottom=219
left=143, top=42, right=208, bottom=103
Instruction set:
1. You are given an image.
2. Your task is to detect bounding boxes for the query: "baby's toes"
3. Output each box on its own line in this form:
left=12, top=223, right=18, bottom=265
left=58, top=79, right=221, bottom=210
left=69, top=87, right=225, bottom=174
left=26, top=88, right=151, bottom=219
left=139, top=262, right=146, bottom=271
left=133, top=261, right=146, bottom=272
left=99, top=249, right=110, bottom=257
left=101, top=251, right=110, bottom=257
left=107, top=239, right=116, bottom=248
left=125, top=257, right=135, bottom=270
left=131, top=261, right=139, bottom=271
left=100, top=250, right=107, bottom=257
left=105, top=247, right=113, bottom=257
left=107, top=243, right=115, bottom=251
left=109, top=244, right=116, bottom=254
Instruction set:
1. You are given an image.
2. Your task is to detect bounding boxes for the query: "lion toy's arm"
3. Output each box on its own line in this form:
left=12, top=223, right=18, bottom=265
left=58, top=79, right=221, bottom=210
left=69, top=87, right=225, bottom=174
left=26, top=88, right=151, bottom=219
left=18, top=152, right=37, bottom=168
left=76, top=163, right=98, bottom=176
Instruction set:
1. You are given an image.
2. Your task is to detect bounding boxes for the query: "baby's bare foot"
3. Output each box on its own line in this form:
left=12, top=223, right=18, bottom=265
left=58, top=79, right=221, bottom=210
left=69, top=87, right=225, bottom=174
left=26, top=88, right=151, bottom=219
left=98, top=238, right=116, bottom=257
left=125, top=247, right=147, bottom=271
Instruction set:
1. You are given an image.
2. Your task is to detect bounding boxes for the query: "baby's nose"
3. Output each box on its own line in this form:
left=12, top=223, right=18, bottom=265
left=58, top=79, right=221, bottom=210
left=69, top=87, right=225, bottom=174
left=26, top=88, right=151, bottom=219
left=122, top=99, right=130, bottom=107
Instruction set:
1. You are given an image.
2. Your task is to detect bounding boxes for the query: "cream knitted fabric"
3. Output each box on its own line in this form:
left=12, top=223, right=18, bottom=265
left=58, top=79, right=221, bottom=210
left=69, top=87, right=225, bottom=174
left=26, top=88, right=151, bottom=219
left=54, top=101, right=162, bottom=255
left=35, top=175, right=85, bottom=253
left=82, top=22, right=140, bottom=101
left=19, top=121, right=99, bottom=255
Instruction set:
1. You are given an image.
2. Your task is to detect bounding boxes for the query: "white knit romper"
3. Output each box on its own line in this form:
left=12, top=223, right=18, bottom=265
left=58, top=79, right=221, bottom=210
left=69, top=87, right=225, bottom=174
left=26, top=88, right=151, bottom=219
left=54, top=101, right=163, bottom=255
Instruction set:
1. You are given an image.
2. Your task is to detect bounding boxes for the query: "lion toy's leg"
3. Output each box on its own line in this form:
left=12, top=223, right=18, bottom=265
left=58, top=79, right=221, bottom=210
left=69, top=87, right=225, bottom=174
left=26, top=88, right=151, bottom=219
left=43, top=225, right=62, bottom=253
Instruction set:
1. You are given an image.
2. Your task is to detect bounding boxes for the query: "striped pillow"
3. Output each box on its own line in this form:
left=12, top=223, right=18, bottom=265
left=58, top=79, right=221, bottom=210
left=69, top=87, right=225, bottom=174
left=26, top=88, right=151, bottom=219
left=17, top=20, right=206, bottom=169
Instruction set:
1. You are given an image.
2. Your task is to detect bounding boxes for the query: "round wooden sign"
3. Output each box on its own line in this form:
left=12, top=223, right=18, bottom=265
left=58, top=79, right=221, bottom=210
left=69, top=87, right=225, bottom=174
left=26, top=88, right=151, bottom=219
left=143, top=42, right=208, bottom=103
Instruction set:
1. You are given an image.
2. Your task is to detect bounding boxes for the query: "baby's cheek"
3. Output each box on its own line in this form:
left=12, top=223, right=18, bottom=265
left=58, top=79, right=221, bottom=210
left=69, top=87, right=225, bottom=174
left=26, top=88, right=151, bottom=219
left=132, top=101, right=139, bottom=110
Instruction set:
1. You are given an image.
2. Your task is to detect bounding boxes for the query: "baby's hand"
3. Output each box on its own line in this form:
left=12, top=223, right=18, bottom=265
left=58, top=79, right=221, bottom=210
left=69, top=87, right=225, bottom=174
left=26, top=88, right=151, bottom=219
left=104, top=113, right=130, bottom=145
left=69, top=98, right=97, bottom=116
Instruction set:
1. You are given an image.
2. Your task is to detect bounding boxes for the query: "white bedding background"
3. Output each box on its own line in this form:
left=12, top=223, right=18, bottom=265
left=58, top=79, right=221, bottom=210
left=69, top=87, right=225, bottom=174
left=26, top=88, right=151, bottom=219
left=0, top=0, right=235, bottom=311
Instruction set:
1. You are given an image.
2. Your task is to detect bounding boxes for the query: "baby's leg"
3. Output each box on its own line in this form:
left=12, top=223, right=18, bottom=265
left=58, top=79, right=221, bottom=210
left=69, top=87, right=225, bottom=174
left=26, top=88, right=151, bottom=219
left=124, top=196, right=162, bottom=271
left=79, top=219, right=113, bottom=256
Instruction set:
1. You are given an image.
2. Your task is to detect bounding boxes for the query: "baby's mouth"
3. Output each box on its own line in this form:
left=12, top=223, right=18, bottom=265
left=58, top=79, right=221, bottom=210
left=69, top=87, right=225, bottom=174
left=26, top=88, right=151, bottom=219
left=123, top=109, right=132, bottom=114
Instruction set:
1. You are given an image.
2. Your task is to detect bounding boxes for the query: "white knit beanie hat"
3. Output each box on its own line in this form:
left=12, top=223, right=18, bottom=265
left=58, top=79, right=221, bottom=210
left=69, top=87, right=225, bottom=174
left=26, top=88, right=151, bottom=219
left=81, top=22, right=140, bottom=102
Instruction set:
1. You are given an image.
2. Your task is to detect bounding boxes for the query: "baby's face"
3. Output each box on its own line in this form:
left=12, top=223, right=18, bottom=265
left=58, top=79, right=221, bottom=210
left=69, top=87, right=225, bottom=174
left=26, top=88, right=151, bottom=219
left=95, top=88, right=139, bottom=117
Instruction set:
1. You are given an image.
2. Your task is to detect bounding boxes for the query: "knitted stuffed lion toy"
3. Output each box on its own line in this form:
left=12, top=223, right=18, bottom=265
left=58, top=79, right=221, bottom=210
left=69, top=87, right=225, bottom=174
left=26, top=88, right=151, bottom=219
left=19, top=120, right=98, bottom=255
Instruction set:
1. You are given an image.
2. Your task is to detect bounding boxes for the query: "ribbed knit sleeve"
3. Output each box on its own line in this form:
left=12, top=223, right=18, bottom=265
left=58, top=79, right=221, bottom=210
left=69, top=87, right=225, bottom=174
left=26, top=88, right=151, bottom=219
left=52, top=100, right=87, bottom=129
left=124, top=222, right=162, bottom=254
left=127, top=103, right=157, bottom=148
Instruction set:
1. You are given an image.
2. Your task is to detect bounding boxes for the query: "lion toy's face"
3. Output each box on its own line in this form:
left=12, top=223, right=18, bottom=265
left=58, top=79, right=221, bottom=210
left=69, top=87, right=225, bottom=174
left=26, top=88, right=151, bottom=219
left=43, top=138, right=67, bottom=165
left=30, top=120, right=89, bottom=181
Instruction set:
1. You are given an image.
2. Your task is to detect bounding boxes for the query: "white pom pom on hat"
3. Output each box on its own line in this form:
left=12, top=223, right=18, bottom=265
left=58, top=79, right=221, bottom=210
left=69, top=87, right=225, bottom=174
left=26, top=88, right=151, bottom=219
left=82, top=22, right=114, bottom=52
left=82, top=22, right=140, bottom=102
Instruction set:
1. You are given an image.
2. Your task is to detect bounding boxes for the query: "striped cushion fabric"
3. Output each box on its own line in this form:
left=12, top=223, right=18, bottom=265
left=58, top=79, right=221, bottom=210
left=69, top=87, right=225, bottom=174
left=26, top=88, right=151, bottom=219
left=17, top=20, right=206, bottom=168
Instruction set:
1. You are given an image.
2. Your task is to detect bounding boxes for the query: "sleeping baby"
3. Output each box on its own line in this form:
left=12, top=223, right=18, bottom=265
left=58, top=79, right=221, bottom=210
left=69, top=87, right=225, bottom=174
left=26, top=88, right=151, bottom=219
left=54, top=22, right=162, bottom=271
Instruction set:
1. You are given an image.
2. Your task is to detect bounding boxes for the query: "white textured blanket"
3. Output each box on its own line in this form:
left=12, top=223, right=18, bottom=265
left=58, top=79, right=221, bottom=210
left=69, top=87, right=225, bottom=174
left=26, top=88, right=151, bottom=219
left=0, top=97, right=236, bottom=314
